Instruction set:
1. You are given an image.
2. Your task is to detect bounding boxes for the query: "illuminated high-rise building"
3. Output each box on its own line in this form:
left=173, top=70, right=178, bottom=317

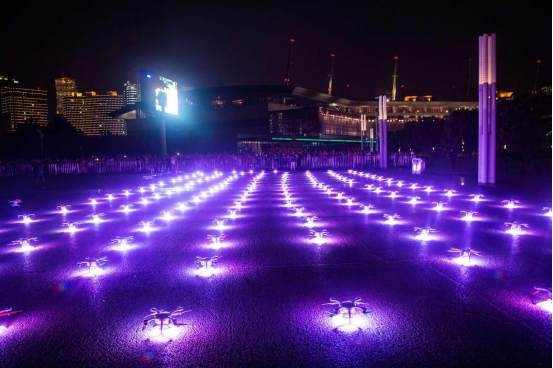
left=124, top=81, right=139, bottom=105
left=63, top=91, right=126, bottom=135
left=0, top=86, right=48, bottom=130
left=54, top=77, right=77, bottom=115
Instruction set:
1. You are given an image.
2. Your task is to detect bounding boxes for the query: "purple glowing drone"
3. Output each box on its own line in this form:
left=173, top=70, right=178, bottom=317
left=414, top=227, right=437, bottom=240
left=502, top=200, right=520, bottom=209
left=11, top=237, right=37, bottom=251
left=9, top=199, right=22, bottom=207
left=360, top=204, right=376, bottom=214
left=195, top=255, right=221, bottom=270
left=461, top=210, right=480, bottom=221
left=87, top=213, right=106, bottom=224
left=0, top=307, right=21, bottom=317
left=213, top=219, right=228, bottom=229
left=292, top=207, right=307, bottom=216
left=533, top=287, right=552, bottom=302
left=309, top=229, right=329, bottom=242
left=383, top=213, right=401, bottom=224
left=448, top=247, right=481, bottom=262
left=57, top=205, right=71, bottom=213
left=78, top=257, right=108, bottom=275
left=469, top=194, right=484, bottom=202
left=505, top=221, right=529, bottom=235
left=206, top=234, right=229, bottom=245
left=302, top=216, right=319, bottom=226
left=432, top=202, right=447, bottom=210
left=323, top=297, right=375, bottom=323
left=62, top=221, right=82, bottom=232
left=18, top=214, right=35, bottom=223
left=142, top=307, right=190, bottom=341
left=112, top=236, right=134, bottom=246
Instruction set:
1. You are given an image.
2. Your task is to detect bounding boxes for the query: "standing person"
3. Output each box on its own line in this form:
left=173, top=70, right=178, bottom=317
left=296, top=152, right=302, bottom=170
left=290, top=152, right=296, bottom=171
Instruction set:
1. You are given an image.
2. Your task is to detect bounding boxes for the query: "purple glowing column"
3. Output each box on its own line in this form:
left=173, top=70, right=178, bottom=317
left=378, top=96, right=388, bottom=169
left=478, top=33, right=496, bottom=184
left=488, top=34, right=497, bottom=184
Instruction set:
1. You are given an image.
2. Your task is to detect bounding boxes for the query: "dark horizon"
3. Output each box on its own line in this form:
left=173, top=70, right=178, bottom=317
left=2, top=0, right=551, bottom=100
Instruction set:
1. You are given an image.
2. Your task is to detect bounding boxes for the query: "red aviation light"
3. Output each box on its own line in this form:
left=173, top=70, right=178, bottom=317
left=290, top=39, right=295, bottom=42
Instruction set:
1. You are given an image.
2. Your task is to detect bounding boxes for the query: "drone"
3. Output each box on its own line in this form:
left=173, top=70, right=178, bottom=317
left=139, top=197, right=151, bottom=205
left=139, top=220, right=155, bottom=232
left=414, top=227, right=437, bottom=239
left=105, top=193, right=116, bottom=200
left=120, top=204, right=134, bottom=212
left=87, top=213, right=106, bottom=224
left=373, top=187, right=383, bottom=193
left=502, top=200, right=520, bottom=209
left=365, top=184, right=375, bottom=190
left=18, top=214, right=35, bottom=223
left=543, top=207, right=552, bottom=216
left=138, top=187, right=146, bottom=193
left=161, top=210, right=175, bottom=221
left=359, top=204, right=376, bottom=214
left=396, top=181, right=404, bottom=187
left=460, top=210, right=480, bottom=221
left=212, top=219, right=228, bottom=229
left=469, top=194, right=484, bottom=202
left=78, top=257, right=108, bottom=275
left=345, top=198, right=356, bottom=206
left=9, top=199, right=22, bottom=207
left=111, top=236, right=134, bottom=248
left=432, top=202, right=447, bottom=210
left=227, top=209, right=238, bottom=218
left=325, top=188, right=334, bottom=195
left=323, top=297, right=375, bottom=326
left=388, top=191, right=399, bottom=198
left=11, top=237, right=37, bottom=251
left=383, top=214, right=401, bottom=224
left=505, top=221, right=529, bottom=234
left=448, top=247, right=482, bottom=262
left=284, top=199, right=295, bottom=207
left=88, top=198, right=100, bottom=205
left=408, top=183, right=418, bottom=189
left=292, top=207, right=307, bottom=216
left=336, top=192, right=345, bottom=199
left=407, top=196, right=421, bottom=204
left=302, top=216, right=320, bottom=226
left=206, top=234, right=229, bottom=246
left=309, top=229, right=329, bottom=242
left=444, top=189, right=456, bottom=196
left=424, top=186, right=434, bottom=192
left=153, top=193, right=162, bottom=199
left=57, top=205, right=71, bottom=213
left=533, top=287, right=552, bottom=303
left=234, top=200, right=243, bottom=209
left=142, top=307, right=190, bottom=341
left=195, top=255, right=221, bottom=270
left=62, top=221, right=82, bottom=232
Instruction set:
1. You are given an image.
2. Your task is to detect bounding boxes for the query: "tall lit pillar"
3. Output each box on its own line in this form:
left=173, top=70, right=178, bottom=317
left=360, top=114, right=367, bottom=152
left=378, top=95, right=387, bottom=168
left=478, top=33, right=496, bottom=184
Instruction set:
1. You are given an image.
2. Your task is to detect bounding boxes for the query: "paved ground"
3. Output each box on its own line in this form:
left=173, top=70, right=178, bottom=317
left=0, top=169, right=550, bottom=367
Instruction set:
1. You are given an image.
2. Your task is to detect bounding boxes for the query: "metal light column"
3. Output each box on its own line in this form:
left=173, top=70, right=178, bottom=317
left=392, top=56, right=398, bottom=101
left=328, top=54, right=335, bottom=96
left=488, top=34, right=496, bottom=183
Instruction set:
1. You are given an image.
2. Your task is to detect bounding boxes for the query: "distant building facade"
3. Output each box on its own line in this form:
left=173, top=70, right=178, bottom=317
left=63, top=92, right=126, bottom=135
left=54, top=77, right=77, bottom=115
left=0, top=86, right=48, bottom=131
left=124, top=81, right=139, bottom=106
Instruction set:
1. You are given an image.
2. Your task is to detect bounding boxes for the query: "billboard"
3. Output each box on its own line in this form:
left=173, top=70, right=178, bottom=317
left=140, top=70, right=178, bottom=115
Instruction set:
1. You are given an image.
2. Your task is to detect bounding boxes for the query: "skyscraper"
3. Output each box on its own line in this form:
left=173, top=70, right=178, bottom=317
left=124, top=81, right=139, bottom=106
left=0, top=86, right=48, bottom=131
left=54, top=77, right=77, bottom=115
left=63, top=91, right=126, bottom=135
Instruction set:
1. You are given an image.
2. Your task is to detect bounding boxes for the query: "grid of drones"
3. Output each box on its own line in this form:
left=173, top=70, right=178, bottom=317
left=1, top=169, right=551, bottom=339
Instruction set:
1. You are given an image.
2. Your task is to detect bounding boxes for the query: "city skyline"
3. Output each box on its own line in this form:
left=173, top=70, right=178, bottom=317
left=1, top=1, right=551, bottom=101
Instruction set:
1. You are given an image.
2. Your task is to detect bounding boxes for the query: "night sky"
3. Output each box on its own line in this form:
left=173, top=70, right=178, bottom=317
left=2, top=0, right=551, bottom=100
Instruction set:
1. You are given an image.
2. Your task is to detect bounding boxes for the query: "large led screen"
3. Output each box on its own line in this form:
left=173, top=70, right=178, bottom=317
left=141, top=71, right=178, bottom=115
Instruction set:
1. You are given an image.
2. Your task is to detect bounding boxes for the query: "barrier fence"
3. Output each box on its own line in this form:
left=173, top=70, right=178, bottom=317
left=0, top=153, right=413, bottom=178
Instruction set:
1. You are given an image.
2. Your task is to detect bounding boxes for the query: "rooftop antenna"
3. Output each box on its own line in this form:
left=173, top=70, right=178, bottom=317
left=327, top=54, right=335, bottom=95
left=533, top=60, right=541, bottom=94
left=392, top=56, right=398, bottom=101
left=284, top=39, right=295, bottom=86
left=465, top=58, right=472, bottom=99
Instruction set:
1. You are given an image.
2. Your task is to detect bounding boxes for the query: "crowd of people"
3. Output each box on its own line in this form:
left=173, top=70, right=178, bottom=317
left=0, top=151, right=414, bottom=178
